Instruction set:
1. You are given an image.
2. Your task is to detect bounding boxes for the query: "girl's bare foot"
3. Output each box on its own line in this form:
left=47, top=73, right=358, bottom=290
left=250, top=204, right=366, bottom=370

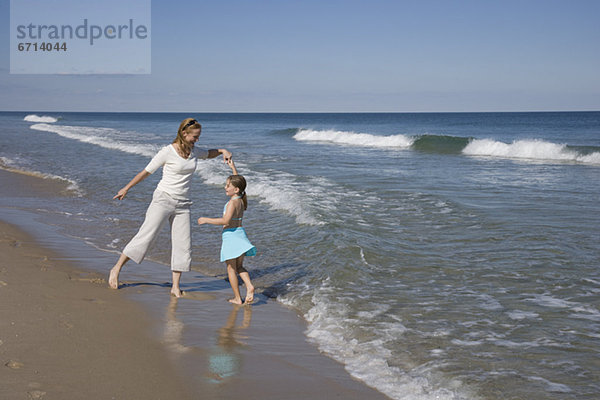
left=108, top=267, right=119, bottom=289
left=171, top=288, right=184, bottom=298
left=228, top=298, right=243, bottom=305
left=244, top=285, right=255, bottom=304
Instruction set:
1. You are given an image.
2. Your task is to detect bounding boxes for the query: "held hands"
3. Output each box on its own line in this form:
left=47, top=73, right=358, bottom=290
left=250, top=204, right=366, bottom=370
left=222, top=149, right=233, bottom=163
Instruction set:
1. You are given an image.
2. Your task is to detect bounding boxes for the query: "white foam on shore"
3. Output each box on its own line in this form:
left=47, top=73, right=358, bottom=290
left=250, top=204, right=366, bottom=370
left=24, top=114, right=58, bottom=123
left=0, top=156, right=84, bottom=196
left=463, top=139, right=600, bottom=165
left=294, top=129, right=414, bottom=149
left=280, top=280, right=476, bottom=400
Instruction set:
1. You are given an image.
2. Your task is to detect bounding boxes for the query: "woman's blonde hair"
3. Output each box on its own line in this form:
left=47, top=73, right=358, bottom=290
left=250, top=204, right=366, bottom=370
left=228, top=175, right=248, bottom=210
left=173, top=118, right=201, bottom=156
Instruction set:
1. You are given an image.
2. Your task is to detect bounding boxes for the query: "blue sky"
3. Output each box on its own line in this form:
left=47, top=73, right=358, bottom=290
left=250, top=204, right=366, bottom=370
left=1, top=0, right=599, bottom=112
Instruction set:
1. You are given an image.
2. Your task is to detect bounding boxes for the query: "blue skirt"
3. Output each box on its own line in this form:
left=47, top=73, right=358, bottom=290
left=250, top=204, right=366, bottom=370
left=220, top=227, right=257, bottom=262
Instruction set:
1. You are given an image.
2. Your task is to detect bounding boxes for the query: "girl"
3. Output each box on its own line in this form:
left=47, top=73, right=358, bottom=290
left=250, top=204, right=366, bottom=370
left=197, top=159, right=256, bottom=305
left=109, top=118, right=232, bottom=297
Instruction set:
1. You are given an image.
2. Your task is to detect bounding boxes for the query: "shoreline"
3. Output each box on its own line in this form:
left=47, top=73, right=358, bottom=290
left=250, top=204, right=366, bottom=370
left=0, top=167, right=390, bottom=400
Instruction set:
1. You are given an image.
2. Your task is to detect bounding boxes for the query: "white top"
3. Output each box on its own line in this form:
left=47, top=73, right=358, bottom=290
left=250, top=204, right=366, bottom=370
left=145, top=144, right=209, bottom=200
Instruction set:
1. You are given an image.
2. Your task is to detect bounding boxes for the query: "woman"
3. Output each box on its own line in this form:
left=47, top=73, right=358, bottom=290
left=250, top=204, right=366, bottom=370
left=109, top=118, right=232, bottom=297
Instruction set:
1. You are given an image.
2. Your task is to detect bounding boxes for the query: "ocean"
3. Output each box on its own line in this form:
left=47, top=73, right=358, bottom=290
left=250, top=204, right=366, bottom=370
left=1, top=111, right=599, bottom=399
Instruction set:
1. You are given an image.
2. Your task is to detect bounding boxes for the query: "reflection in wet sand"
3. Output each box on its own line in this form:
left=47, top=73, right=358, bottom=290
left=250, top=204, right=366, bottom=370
left=163, top=296, right=253, bottom=385
left=207, top=305, right=252, bottom=384
left=164, top=297, right=191, bottom=355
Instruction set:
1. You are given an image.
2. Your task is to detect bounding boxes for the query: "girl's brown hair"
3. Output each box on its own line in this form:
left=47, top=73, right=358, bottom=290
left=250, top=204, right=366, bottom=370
left=173, top=118, right=201, bottom=157
left=228, top=175, right=248, bottom=210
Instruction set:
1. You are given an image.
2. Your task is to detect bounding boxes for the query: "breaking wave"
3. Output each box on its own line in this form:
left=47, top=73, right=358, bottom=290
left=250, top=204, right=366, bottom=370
left=293, top=129, right=414, bottom=148
left=292, top=129, right=600, bottom=165
left=24, top=114, right=58, bottom=123
left=463, top=139, right=600, bottom=164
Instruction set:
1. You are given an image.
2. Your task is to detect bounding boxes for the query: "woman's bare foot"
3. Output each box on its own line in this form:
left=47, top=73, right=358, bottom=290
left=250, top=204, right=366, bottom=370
left=109, top=254, right=129, bottom=290
left=108, top=267, right=119, bottom=289
left=170, top=271, right=184, bottom=298
left=228, top=298, right=243, bottom=305
left=244, top=285, right=255, bottom=304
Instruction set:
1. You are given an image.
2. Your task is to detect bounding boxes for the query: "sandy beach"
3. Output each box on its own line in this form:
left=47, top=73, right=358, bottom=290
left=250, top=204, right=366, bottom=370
left=0, top=167, right=389, bottom=400
left=0, top=220, right=195, bottom=400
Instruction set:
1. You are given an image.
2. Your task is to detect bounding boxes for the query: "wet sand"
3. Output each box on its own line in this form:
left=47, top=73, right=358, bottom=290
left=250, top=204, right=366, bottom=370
left=0, top=220, right=194, bottom=400
left=0, top=168, right=389, bottom=400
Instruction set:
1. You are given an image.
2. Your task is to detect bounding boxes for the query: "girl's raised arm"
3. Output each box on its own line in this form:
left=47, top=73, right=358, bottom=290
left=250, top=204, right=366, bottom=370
left=227, top=158, right=238, bottom=175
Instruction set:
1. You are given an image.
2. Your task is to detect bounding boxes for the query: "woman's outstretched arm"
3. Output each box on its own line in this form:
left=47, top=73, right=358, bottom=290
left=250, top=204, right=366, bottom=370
left=113, top=170, right=151, bottom=200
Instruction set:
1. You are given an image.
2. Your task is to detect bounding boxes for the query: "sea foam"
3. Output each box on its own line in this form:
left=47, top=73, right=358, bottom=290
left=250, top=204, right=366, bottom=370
left=287, top=280, right=476, bottom=400
left=293, top=129, right=414, bottom=149
left=30, top=123, right=157, bottom=158
left=0, top=156, right=84, bottom=196
left=195, top=159, right=329, bottom=226
left=24, top=114, right=58, bottom=123
left=463, top=139, right=600, bottom=165
left=293, top=129, right=600, bottom=165
left=31, top=122, right=327, bottom=225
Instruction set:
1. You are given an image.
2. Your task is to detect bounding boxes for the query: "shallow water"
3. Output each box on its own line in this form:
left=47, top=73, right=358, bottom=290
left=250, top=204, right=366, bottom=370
left=1, top=111, right=599, bottom=399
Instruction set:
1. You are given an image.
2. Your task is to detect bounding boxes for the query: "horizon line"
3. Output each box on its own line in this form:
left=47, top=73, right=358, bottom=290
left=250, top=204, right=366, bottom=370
left=2, top=109, right=600, bottom=114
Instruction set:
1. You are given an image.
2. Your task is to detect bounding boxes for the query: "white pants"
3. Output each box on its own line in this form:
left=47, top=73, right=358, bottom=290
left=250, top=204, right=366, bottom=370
left=123, top=189, right=193, bottom=272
